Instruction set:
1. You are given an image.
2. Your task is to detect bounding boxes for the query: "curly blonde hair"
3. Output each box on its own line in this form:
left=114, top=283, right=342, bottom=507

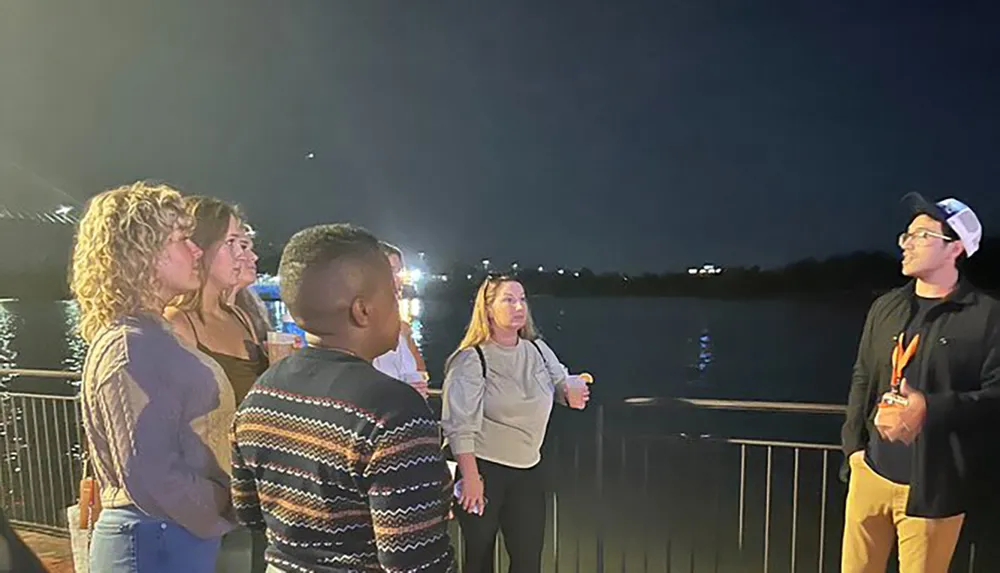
left=70, top=181, right=191, bottom=342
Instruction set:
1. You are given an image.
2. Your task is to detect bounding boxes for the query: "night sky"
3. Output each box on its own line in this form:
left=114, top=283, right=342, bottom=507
left=2, top=1, right=999, bottom=272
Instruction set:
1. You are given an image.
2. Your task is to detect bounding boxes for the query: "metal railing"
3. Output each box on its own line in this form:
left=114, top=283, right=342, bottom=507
left=1, top=367, right=994, bottom=572
left=0, top=368, right=84, bottom=536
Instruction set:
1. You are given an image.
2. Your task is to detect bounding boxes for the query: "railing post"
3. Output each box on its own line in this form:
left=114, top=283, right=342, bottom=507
left=0, top=396, right=12, bottom=514
left=573, top=442, right=581, bottom=573
left=764, top=446, right=772, bottom=573
left=595, top=404, right=604, bottom=573
left=791, top=448, right=799, bottom=573
left=642, top=442, right=649, bottom=573
left=819, top=451, right=828, bottom=573
left=10, top=396, right=26, bottom=522
left=620, top=436, right=627, bottom=573
left=738, top=444, right=746, bottom=553
left=552, top=439, right=559, bottom=573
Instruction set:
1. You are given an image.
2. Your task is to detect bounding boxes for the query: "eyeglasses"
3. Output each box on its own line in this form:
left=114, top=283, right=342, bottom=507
left=897, top=229, right=955, bottom=248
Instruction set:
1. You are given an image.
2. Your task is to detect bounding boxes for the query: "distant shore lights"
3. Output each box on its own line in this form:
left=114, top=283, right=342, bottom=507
left=688, top=264, right=723, bottom=276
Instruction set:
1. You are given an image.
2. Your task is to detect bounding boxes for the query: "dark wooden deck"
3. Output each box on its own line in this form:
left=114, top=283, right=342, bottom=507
left=15, top=529, right=74, bottom=573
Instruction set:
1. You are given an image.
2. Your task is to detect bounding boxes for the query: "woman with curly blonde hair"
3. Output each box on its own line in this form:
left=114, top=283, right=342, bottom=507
left=72, top=181, right=237, bottom=573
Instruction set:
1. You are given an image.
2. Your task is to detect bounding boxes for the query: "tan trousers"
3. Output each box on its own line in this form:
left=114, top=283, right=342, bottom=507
left=841, top=451, right=964, bottom=573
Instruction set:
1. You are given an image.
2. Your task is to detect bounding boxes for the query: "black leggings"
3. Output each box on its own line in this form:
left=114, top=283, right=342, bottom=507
left=456, top=458, right=546, bottom=573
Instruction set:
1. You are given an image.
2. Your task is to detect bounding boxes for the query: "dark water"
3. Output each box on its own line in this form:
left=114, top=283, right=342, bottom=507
left=0, top=296, right=869, bottom=404
left=0, top=295, right=867, bottom=450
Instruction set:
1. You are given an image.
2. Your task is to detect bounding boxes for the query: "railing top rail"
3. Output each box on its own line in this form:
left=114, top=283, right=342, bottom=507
left=0, top=367, right=82, bottom=380
left=622, top=396, right=846, bottom=414
left=0, top=368, right=849, bottom=415
left=0, top=390, right=80, bottom=401
left=631, top=433, right=842, bottom=451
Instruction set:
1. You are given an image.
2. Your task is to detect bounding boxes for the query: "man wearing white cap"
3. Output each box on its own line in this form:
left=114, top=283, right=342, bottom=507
left=840, top=193, right=1000, bottom=572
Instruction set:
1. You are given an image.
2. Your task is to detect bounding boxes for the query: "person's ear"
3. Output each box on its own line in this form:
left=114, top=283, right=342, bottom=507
left=349, top=295, right=372, bottom=328
left=948, top=241, right=965, bottom=262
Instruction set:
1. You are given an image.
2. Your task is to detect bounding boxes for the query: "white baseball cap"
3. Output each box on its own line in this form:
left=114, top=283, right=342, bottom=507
left=902, top=192, right=982, bottom=257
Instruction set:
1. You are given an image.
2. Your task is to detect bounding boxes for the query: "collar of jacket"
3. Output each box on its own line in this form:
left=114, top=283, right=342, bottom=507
left=901, top=278, right=978, bottom=307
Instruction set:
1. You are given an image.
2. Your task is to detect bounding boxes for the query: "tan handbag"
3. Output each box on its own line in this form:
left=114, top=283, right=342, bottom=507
left=68, top=450, right=100, bottom=573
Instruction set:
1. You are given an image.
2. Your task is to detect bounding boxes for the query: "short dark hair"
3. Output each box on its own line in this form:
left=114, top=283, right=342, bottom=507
left=279, top=224, right=385, bottom=330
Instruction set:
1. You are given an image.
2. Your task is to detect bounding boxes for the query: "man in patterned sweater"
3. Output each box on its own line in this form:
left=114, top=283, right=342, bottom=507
left=230, top=223, right=455, bottom=573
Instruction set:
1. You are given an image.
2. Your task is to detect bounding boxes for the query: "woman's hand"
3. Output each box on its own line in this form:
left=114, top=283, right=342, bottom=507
left=565, top=382, right=590, bottom=409
left=458, top=474, right=486, bottom=515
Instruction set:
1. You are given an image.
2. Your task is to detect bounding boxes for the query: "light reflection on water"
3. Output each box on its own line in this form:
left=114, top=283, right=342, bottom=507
left=0, top=299, right=87, bottom=392
left=0, top=300, right=24, bottom=478
left=687, top=328, right=714, bottom=382
left=62, top=301, right=85, bottom=384
left=0, top=300, right=18, bottom=387
left=400, top=298, right=424, bottom=352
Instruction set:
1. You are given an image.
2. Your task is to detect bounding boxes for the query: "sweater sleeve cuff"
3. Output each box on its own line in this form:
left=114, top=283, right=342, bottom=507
left=450, top=437, right=476, bottom=456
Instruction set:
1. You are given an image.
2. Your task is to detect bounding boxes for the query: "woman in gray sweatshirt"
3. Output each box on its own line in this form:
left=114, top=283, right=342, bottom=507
left=441, top=276, right=589, bottom=573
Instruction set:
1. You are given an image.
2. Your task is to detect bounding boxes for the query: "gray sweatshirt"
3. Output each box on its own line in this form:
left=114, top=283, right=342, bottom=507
left=441, top=339, right=569, bottom=468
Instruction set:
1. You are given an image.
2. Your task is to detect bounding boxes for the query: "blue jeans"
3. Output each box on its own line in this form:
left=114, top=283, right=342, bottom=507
left=89, top=506, right=221, bottom=573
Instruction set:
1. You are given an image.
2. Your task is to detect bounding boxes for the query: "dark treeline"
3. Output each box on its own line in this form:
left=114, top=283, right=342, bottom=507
left=0, top=269, right=72, bottom=300
left=420, top=236, right=1000, bottom=301
left=2, top=237, right=998, bottom=301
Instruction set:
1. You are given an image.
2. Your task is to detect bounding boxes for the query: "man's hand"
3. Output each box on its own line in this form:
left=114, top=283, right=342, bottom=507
left=409, top=380, right=430, bottom=398
left=882, top=379, right=927, bottom=445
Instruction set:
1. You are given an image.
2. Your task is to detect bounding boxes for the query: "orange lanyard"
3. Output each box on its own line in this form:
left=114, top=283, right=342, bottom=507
left=890, top=332, right=919, bottom=393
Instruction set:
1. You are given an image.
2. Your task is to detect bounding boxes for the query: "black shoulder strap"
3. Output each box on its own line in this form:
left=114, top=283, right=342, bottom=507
left=181, top=312, right=203, bottom=346
left=474, top=345, right=487, bottom=379
left=529, top=339, right=548, bottom=367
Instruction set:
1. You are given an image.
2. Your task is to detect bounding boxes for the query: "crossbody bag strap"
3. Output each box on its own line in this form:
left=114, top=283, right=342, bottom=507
left=474, top=345, right=487, bottom=380
left=528, top=339, right=548, bottom=367
left=77, top=445, right=100, bottom=542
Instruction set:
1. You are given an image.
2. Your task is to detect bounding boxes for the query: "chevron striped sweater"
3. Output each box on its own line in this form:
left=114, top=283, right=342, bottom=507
left=230, top=347, right=455, bottom=573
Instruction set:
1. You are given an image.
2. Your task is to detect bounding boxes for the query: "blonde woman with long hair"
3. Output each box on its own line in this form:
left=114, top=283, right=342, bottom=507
left=226, top=224, right=272, bottom=345
left=441, top=276, right=590, bottom=573
left=72, top=182, right=236, bottom=572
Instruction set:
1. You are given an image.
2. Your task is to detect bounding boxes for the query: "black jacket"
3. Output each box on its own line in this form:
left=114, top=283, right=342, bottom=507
left=0, top=507, right=46, bottom=573
left=840, top=280, right=1000, bottom=518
